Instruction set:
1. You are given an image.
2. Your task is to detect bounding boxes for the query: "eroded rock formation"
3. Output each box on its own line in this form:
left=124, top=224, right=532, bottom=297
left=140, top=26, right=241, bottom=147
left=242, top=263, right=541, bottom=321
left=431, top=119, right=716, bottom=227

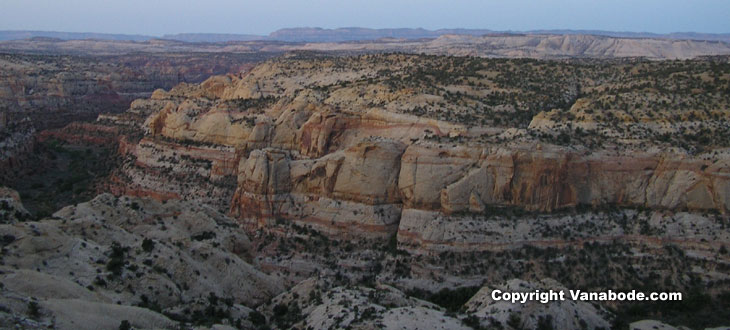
left=102, top=55, right=730, bottom=247
left=0, top=194, right=284, bottom=328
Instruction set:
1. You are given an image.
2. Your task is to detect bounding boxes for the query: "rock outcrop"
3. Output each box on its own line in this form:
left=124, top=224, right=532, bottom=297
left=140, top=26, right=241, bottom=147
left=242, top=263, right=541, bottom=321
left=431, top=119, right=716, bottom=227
left=400, top=145, right=730, bottom=213
left=0, top=186, right=30, bottom=223
left=464, top=279, right=612, bottom=330
left=0, top=194, right=284, bottom=328
left=229, top=139, right=406, bottom=237
left=259, top=277, right=469, bottom=329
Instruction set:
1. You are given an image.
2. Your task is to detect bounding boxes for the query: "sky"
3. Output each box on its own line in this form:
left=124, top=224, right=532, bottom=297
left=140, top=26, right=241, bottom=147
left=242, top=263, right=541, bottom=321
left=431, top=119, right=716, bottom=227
left=1, top=0, right=728, bottom=36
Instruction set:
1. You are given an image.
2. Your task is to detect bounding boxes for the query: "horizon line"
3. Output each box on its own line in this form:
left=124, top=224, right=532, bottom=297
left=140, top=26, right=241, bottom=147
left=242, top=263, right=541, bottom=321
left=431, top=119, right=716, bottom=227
left=2, top=27, right=730, bottom=38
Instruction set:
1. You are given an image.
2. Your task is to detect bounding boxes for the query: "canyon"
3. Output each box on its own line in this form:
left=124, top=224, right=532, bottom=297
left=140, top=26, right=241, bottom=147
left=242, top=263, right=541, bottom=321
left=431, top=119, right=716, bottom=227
left=0, top=52, right=275, bottom=178
left=1, top=42, right=729, bottom=329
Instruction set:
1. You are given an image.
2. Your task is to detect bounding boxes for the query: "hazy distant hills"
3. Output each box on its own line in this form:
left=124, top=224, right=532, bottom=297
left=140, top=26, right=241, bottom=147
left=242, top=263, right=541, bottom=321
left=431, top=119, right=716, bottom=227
left=529, top=30, right=730, bottom=43
left=3, top=27, right=730, bottom=43
left=264, top=27, right=496, bottom=42
left=166, top=28, right=495, bottom=42
left=160, top=33, right=264, bottom=43
left=2, top=33, right=729, bottom=59
left=0, top=30, right=152, bottom=42
left=263, top=28, right=730, bottom=43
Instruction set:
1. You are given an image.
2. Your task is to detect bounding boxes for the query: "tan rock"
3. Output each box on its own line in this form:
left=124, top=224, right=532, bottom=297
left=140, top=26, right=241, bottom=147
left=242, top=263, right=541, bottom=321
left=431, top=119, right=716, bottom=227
left=332, top=139, right=406, bottom=204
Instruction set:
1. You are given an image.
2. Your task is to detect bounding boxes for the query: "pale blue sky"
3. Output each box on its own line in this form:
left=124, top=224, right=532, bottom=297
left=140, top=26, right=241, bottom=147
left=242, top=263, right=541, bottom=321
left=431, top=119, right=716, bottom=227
left=1, top=0, right=728, bottom=35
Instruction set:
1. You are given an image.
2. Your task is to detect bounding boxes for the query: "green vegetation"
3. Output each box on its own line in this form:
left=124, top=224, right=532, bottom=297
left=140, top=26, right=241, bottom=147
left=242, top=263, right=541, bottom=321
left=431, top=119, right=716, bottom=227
left=406, top=286, right=481, bottom=313
left=248, top=310, right=267, bottom=327
left=225, top=95, right=280, bottom=113
left=1, top=138, right=115, bottom=219
left=106, top=242, right=129, bottom=278
left=267, top=54, right=730, bottom=151
left=270, top=301, right=303, bottom=329
left=27, top=300, right=40, bottom=319
left=141, top=238, right=155, bottom=253
left=612, top=291, right=730, bottom=329
left=118, top=320, right=131, bottom=330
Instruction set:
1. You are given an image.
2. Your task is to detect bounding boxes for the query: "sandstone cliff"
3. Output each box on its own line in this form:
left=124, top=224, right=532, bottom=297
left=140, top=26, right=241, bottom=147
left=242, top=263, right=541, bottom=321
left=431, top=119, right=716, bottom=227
left=108, top=55, right=730, bottom=239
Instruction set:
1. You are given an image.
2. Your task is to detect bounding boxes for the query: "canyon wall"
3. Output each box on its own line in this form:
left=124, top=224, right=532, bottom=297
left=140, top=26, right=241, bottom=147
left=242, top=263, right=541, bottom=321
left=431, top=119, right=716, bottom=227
left=0, top=53, right=262, bottom=132
left=98, top=56, right=730, bottom=248
left=0, top=52, right=275, bottom=177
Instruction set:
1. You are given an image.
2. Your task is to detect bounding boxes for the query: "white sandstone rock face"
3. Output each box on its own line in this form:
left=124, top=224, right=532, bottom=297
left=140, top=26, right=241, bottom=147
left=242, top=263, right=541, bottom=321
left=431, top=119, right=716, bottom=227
left=260, top=277, right=468, bottom=330
left=41, top=299, right=176, bottom=330
left=629, top=319, right=692, bottom=330
left=465, top=279, right=612, bottom=330
left=231, top=139, right=407, bottom=237
left=0, top=193, right=285, bottom=329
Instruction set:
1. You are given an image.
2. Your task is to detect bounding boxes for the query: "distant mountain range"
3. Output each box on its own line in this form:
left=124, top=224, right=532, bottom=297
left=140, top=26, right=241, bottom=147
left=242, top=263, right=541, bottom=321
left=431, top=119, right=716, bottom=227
left=262, top=27, right=496, bottom=42
left=2, top=27, right=729, bottom=43
left=0, top=30, right=151, bottom=42
left=159, top=33, right=264, bottom=43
